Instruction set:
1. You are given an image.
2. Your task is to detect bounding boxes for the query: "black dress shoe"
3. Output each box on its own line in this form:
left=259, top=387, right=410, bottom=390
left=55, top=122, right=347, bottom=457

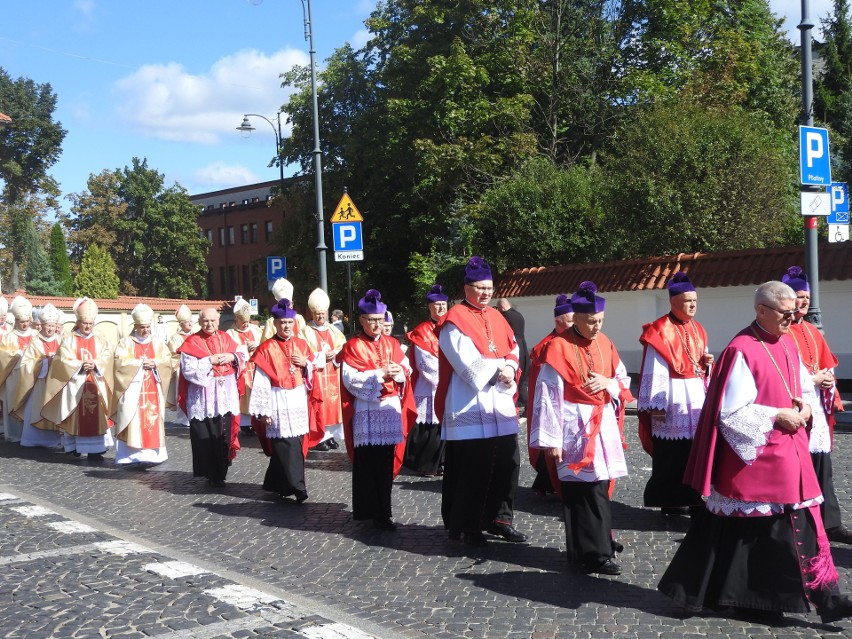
left=313, top=441, right=330, bottom=452
left=87, top=453, right=105, bottom=462
left=295, top=491, right=308, bottom=504
left=827, top=525, right=852, bottom=545
left=209, top=479, right=227, bottom=488
left=463, top=532, right=488, bottom=546
left=585, top=559, right=622, bottom=576
left=326, top=438, right=339, bottom=450
left=818, top=595, right=852, bottom=623
left=373, top=518, right=397, bottom=531
left=487, top=522, right=529, bottom=543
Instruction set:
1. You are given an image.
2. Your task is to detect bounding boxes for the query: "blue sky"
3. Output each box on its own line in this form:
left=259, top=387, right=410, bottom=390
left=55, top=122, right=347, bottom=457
left=0, top=0, right=834, bottom=213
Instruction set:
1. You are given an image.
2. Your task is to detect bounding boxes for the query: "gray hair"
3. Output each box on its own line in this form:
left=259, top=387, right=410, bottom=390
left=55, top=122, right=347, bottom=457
left=754, top=281, right=795, bottom=308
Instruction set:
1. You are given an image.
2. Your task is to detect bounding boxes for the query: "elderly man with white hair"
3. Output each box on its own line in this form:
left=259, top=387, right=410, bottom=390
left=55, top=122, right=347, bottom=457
left=112, top=304, right=173, bottom=467
left=0, top=296, right=36, bottom=442
left=178, top=307, right=245, bottom=487
left=42, top=298, right=114, bottom=460
left=167, top=304, right=194, bottom=426
left=17, top=303, right=63, bottom=448
left=227, top=298, right=261, bottom=435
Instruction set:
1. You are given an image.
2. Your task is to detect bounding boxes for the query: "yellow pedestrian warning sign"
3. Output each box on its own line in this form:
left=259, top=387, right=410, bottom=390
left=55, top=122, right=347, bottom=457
left=330, top=193, right=363, bottom=222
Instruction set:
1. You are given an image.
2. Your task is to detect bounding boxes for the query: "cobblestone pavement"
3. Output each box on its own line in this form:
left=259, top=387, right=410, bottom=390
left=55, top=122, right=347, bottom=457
left=1, top=416, right=851, bottom=639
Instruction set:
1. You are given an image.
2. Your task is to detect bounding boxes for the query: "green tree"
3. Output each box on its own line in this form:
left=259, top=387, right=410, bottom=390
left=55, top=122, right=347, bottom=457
left=73, top=245, right=119, bottom=299
left=22, top=217, right=62, bottom=295
left=472, top=157, right=608, bottom=272
left=601, top=103, right=799, bottom=258
left=815, top=0, right=852, bottom=125
left=68, top=158, right=208, bottom=298
left=48, top=222, right=73, bottom=295
left=0, top=68, right=66, bottom=288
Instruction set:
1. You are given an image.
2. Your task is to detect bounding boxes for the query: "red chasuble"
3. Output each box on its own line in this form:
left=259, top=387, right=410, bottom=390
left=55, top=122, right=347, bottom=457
left=543, top=330, right=633, bottom=474
left=788, top=320, right=844, bottom=434
left=250, top=335, right=322, bottom=457
left=133, top=340, right=162, bottom=448
left=637, top=315, right=709, bottom=455
left=75, top=334, right=105, bottom=437
left=310, top=328, right=343, bottom=430
left=177, top=330, right=243, bottom=459
left=434, top=302, right=520, bottom=423
left=339, top=333, right=417, bottom=477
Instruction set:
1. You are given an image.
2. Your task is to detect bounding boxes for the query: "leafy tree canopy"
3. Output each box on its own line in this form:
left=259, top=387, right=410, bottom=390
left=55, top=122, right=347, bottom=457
left=73, top=244, right=119, bottom=299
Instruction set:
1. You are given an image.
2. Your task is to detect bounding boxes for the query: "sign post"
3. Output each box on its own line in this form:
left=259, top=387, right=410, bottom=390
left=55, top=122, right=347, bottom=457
left=331, top=192, right=365, bottom=330
left=829, top=182, right=850, bottom=243
left=266, top=256, right=287, bottom=290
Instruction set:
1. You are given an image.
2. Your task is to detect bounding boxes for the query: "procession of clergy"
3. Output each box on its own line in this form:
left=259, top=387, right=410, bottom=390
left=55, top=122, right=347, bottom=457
left=2, top=255, right=852, bottom=624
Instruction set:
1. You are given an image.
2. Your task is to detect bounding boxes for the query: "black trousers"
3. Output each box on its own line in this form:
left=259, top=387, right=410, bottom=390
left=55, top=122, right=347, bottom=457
left=352, top=443, right=395, bottom=521
left=189, top=413, right=232, bottom=481
left=643, top=437, right=703, bottom=508
left=442, top=434, right=520, bottom=533
left=813, top=451, right=843, bottom=530
left=560, top=479, right=615, bottom=567
left=263, top=436, right=306, bottom=498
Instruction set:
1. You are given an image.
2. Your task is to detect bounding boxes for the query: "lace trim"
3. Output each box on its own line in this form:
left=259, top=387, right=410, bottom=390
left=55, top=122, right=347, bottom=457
left=651, top=410, right=702, bottom=440
left=809, top=420, right=832, bottom=454
left=414, top=394, right=437, bottom=424
left=461, top=357, right=492, bottom=388
left=637, top=372, right=670, bottom=411
left=719, top=404, right=776, bottom=463
left=352, top=405, right=404, bottom=446
left=185, top=378, right=240, bottom=420
left=706, top=488, right=823, bottom=517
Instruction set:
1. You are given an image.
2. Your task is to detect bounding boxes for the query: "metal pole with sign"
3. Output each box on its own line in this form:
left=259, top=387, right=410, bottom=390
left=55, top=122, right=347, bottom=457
left=798, top=1, right=824, bottom=328
left=331, top=191, right=364, bottom=335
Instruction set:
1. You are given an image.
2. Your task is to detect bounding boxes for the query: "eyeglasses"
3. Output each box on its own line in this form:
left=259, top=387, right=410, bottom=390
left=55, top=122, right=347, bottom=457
left=759, top=303, right=796, bottom=320
left=362, top=317, right=385, bottom=325
left=468, top=285, right=494, bottom=293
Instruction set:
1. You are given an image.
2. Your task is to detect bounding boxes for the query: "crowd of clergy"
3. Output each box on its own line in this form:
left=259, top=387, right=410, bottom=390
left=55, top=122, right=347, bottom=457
left=1, top=257, right=851, bottom=624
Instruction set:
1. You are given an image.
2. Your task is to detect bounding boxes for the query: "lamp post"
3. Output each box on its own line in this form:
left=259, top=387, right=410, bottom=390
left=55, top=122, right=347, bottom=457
left=236, top=112, right=285, bottom=191
left=300, top=0, right=328, bottom=292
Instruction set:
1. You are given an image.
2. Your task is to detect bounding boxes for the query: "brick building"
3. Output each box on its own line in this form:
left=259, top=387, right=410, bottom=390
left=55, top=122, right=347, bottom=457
left=190, top=180, right=289, bottom=301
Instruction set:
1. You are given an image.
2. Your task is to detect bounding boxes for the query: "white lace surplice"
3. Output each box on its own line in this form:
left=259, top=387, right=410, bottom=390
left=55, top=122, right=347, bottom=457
left=529, top=363, right=629, bottom=483
left=249, top=369, right=310, bottom=439
left=341, top=360, right=408, bottom=447
left=180, top=353, right=241, bottom=420
left=412, top=344, right=439, bottom=424
left=438, top=323, right=519, bottom=440
left=637, top=345, right=707, bottom=440
left=710, top=352, right=823, bottom=516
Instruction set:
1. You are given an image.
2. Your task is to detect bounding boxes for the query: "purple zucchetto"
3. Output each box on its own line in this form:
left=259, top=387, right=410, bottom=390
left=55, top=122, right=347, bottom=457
left=425, top=284, right=449, bottom=303
left=358, top=289, right=387, bottom=315
left=554, top=294, right=574, bottom=317
left=271, top=299, right=297, bottom=319
left=570, top=281, right=606, bottom=314
left=667, top=272, right=696, bottom=298
left=782, top=266, right=809, bottom=292
left=464, top=256, right=493, bottom=284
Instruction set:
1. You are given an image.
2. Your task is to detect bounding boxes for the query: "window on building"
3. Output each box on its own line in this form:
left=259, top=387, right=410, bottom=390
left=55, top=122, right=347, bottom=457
left=228, top=266, right=236, bottom=292
left=219, top=267, right=227, bottom=295
left=265, top=220, right=273, bottom=241
left=241, top=224, right=249, bottom=244
left=206, top=272, right=214, bottom=297
left=229, top=201, right=236, bottom=207
left=251, top=263, right=259, bottom=295
left=242, top=199, right=249, bottom=205
left=251, top=197, right=259, bottom=203
left=242, top=265, right=250, bottom=293
left=228, top=227, right=235, bottom=245
left=219, top=227, right=226, bottom=247
left=205, top=229, right=212, bottom=244
left=250, top=223, right=258, bottom=244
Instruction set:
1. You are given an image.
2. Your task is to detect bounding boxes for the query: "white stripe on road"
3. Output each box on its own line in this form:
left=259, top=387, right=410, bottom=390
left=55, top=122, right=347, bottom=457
left=204, top=584, right=282, bottom=610
left=300, top=622, right=379, bottom=639
left=11, top=505, right=56, bottom=517
left=0, top=492, right=21, bottom=501
left=94, top=540, right=150, bottom=555
left=144, top=560, right=209, bottom=578
left=46, top=521, right=97, bottom=534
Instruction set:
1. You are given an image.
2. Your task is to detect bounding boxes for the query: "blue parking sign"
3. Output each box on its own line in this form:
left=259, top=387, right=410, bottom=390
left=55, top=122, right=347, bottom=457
left=266, top=256, right=287, bottom=281
left=830, top=182, right=850, bottom=224
left=799, top=126, right=832, bottom=186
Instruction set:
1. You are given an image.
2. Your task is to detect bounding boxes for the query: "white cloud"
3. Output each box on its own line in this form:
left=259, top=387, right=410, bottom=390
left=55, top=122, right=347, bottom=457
left=74, top=0, right=96, bottom=16
left=112, top=48, right=308, bottom=144
left=192, top=162, right=260, bottom=188
left=350, top=29, right=371, bottom=50
left=768, top=0, right=835, bottom=41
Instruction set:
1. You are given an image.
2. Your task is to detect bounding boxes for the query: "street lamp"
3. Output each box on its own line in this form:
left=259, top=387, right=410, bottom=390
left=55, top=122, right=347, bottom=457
left=236, top=112, right=285, bottom=189
left=300, top=0, right=328, bottom=292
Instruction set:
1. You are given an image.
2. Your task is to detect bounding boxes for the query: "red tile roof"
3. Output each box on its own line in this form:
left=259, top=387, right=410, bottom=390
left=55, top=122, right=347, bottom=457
left=495, top=243, right=852, bottom=297
left=6, top=293, right=235, bottom=314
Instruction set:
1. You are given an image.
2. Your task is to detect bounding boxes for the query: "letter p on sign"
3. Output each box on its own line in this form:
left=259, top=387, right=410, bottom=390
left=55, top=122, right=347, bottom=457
left=806, top=132, right=823, bottom=167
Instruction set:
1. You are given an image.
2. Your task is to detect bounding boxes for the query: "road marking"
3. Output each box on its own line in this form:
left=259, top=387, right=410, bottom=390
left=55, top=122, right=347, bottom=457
left=0, top=492, right=20, bottom=501
left=301, top=622, right=378, bottom=638
left=0, top=544, right=106, bottom=565
left=46, top=520, right=97, bottom=534
left=204, top=584, right=282, bottom=610
left=144, top=560, right=209, bottom=578
left=11, top=505, right=56, bottom=517
left=94, top=540, right=150, bottom=555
